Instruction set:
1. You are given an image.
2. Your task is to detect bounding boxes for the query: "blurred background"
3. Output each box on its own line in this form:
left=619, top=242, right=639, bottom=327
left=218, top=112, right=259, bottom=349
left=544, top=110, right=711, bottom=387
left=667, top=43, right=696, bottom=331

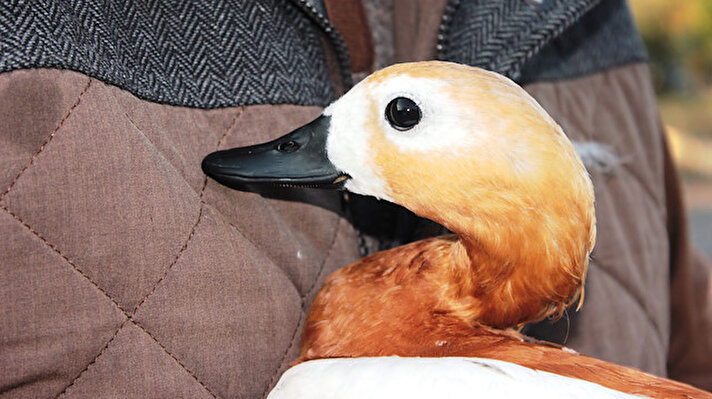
left=630, top=0, right=712, bottom=259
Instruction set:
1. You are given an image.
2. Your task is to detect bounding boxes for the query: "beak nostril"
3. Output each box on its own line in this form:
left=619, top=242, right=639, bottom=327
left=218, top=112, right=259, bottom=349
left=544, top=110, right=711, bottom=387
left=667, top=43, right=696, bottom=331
left=277, top=140, right=300, bottom=153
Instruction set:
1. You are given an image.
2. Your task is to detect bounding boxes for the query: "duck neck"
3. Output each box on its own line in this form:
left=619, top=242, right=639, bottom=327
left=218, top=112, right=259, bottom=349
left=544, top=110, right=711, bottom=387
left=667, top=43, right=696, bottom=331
left=430, top=205, right=590, bottom=329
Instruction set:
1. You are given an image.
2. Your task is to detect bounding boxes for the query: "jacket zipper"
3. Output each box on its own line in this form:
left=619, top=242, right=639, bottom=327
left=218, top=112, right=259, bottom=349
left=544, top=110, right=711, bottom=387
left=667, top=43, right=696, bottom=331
left=288, top=0, right=354, bottom=91
left=436, top=0, right=462, bottom=60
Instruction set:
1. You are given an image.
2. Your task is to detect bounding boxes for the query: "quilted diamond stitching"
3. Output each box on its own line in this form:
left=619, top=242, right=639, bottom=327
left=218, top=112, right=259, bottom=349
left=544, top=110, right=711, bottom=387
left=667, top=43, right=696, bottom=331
left=205, top=105, right=341, bottom=296
left=56, top=320, right=219, bottom=399
left=0, top=77, right=92, bottom=201
left=590, top=177, right=668, bottom=344
left=261, top=217, right=344, bottom=398
left=589, top=261, right=666, bottom=349
left=55, top=320, right=129, bottom=398
left=129, top=202, right=305, bottom=398
left=131, top=107, right=244, bottom=315
left=0, top=204, right=123, bottom=313
left=108, top=85, right=237, bottom=195
left=250, top=201, right=341, bottom=294
left=0, top=77, right=246, bottom=396
left=0, top=209, right=126, bottom=398
left=130, top=320, right=220, bottom=399
left=55, top=107, right=245, bottom=397
left=3, top=78, right=207, bottom=311
left=1, top=69, right=355, bottom=398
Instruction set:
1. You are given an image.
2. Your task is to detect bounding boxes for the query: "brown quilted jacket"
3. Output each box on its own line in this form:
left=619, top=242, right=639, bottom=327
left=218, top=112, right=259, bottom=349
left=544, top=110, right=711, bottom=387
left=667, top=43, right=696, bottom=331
left=1, top=0, right=710, bottom=397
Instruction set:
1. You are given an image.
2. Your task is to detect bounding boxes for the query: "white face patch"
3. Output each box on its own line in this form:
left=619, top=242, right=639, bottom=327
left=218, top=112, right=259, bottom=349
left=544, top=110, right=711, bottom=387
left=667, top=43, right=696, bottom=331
left=369, top=75, right=483, bottom=154
left=323, top=72, right=493, bottom=201
left=324, top=81, right=392, bottom=201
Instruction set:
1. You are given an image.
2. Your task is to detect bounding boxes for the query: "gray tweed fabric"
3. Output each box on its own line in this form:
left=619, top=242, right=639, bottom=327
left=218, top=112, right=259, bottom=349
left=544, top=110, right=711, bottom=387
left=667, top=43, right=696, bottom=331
left=0, top=0, right=335, bottom=108
left=440, top=0, right=645, bottom=81
left=519, top=0, right=648, bottom=84
left=441, top=0, right=599, bottom=79
left=0, top=0, right=647, bottom=109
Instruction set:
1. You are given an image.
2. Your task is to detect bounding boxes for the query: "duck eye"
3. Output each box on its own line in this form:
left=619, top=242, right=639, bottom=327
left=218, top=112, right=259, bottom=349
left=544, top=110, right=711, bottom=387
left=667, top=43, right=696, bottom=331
left=385, top=97, right=421, bottom=131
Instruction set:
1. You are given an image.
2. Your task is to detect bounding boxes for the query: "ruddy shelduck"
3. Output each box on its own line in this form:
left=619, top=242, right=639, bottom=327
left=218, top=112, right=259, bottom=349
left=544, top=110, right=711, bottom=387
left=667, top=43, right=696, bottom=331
left=203, top=61, right=711, bottom=398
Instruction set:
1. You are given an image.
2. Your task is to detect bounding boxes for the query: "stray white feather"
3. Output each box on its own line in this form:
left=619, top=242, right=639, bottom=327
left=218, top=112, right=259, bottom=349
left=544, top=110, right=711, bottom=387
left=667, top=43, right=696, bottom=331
left=268, top=357, right=646, bottom=399
left=573, top=141, right=623, bottom=174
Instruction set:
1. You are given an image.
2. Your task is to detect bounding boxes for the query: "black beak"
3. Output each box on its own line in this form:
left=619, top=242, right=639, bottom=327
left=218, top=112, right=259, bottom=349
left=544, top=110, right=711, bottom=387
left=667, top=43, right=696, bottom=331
left=201, top=115, right=347, bottom=190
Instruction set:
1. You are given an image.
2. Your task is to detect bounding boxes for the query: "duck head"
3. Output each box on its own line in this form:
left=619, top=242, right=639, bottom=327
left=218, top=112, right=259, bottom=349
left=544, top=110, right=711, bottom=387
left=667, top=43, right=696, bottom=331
left=203, top=61, right=596, bottom=327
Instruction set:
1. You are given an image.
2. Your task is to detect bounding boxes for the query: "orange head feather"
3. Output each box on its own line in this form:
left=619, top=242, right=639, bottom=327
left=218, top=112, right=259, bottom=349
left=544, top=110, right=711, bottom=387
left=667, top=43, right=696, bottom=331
left=324, top=61, right=596, bottom=327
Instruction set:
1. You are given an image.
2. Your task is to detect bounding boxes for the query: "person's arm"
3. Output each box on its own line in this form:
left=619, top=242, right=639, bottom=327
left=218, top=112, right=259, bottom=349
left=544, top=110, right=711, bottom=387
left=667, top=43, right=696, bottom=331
left=664, top=134, right=712, bottom=390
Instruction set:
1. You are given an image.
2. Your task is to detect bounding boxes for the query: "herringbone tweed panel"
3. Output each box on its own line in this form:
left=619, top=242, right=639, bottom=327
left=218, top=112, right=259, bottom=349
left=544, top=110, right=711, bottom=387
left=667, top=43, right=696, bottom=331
left=441, top=0, right=600, bottom=80
left=0, top=0, right=335, bottom=108
left=517, top=0, right=647, bottom=84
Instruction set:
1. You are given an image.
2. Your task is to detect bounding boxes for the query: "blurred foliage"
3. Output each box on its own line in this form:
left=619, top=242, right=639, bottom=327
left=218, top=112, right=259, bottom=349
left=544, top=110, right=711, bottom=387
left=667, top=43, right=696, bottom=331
left=630, top=0, right=712, bottom=94
left=658, top=88, right=712, bottom=139
left=631, top=2, right=712, bottom=246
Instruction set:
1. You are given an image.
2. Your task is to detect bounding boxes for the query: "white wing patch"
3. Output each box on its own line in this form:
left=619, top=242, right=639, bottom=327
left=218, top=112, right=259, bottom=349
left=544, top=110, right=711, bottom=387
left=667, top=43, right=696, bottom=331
left=268, top=357, right=646, bottom=399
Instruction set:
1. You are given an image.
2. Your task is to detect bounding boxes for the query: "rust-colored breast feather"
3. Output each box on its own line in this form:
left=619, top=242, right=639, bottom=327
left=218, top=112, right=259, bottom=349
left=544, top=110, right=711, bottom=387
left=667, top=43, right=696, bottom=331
left=298, top=238, right=711, bottom=399
left=300, top=238, right=457, bottom=360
